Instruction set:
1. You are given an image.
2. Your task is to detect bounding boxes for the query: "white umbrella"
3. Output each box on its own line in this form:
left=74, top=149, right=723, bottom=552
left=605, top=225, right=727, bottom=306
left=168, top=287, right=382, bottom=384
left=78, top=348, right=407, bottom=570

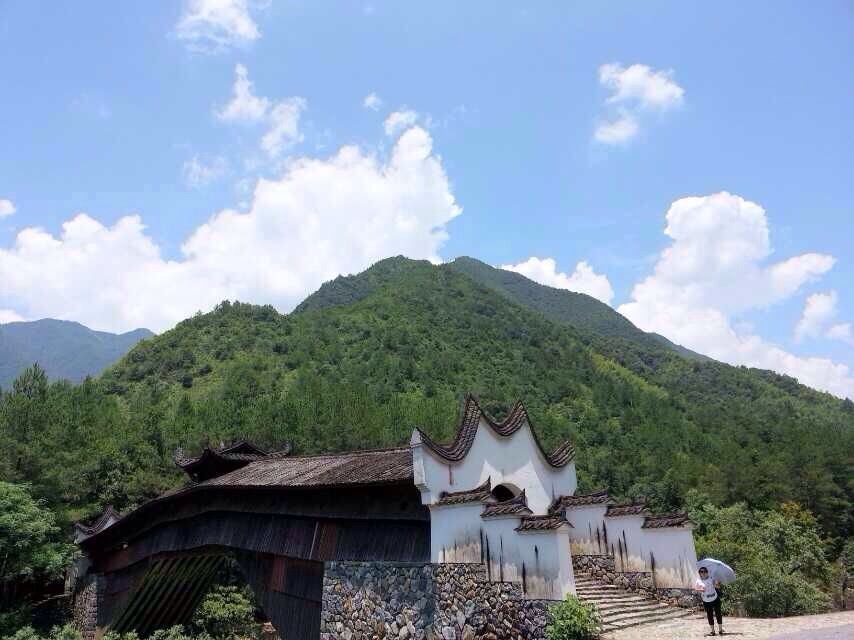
left=698, top=557, right=736, bottom=584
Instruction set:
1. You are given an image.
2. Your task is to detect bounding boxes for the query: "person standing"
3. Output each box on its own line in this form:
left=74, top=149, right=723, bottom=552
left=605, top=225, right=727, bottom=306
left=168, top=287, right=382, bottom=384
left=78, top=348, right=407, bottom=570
left=696, top=566, right=724, bottom=635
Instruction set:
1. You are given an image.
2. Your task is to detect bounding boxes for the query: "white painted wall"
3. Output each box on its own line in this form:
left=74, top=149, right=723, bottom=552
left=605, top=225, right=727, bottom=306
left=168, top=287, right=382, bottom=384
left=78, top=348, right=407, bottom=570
left=639, top=527, right=698, bottom=589
left=411, top=416, right=577, bottom=513
left=603, top=515, right=647, bottom=572
left=430, top=506, right=576, bottom=599
left=564, top=504, right=609, bottom=555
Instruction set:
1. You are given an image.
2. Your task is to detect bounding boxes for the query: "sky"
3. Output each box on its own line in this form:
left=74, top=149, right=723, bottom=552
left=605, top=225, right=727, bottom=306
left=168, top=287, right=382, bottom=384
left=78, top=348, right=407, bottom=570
left=1, top=1, right=852, bottom=399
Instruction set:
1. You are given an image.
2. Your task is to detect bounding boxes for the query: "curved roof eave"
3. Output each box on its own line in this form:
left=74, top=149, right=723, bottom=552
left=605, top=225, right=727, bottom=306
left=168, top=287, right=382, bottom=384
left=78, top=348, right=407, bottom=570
left=415, top=394, right=575, bottom=468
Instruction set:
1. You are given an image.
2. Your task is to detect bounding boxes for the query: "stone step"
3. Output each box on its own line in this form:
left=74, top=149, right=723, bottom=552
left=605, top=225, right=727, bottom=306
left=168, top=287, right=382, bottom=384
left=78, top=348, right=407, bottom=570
left=573, top=568, right=696, bottom=635
left=602, top=607, right=692, bottom=632
left=594, top=600, right=674, bottom=613
left=578, top=593, right=649, bottom=603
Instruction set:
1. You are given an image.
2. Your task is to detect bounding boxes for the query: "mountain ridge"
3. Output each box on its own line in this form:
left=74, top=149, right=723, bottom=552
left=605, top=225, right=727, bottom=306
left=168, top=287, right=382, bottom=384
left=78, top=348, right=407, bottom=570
left=0, top=318, right=152, bottom=389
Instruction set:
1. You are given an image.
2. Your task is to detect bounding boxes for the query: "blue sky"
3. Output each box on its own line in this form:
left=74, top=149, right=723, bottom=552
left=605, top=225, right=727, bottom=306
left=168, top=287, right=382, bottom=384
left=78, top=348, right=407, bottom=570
left=0, top=1, right=852, bottom=398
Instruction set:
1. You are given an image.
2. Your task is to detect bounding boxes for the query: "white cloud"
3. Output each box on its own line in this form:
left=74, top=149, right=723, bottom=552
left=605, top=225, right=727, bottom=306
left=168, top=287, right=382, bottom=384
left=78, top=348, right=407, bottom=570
left=215, top=64, right=306, bottom=158
left=0, top=309, right=24, bottom=324
left=594, top=112, right=639, bottom=145
left=501, top=257, right=614, bottom=305
left=363, top=93, right=382, bottom=111
left=795, top=291, right=837, bottom=341
left=182, top=155, right=229, bottom=188
left=215, top=64, right=270, bottom=122
left=0, top=126, right=460, bottom=334
left=260, top=98, right=307, bottom=158
left=0, top=199, right=15, bottom=218
left=599, top=63, right=684, bottom=110
left=594, top=62, right=683, bottom=145
left=384, top=109, right=418, bottom=137
left=618, top=192, right=853, bottom=399
left=827, top=323, right=854, bottom=345
left=176, top=0, right=263, bottom=53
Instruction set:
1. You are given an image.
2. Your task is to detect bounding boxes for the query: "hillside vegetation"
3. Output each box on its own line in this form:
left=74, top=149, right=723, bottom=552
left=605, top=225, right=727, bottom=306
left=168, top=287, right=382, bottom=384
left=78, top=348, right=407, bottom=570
left=1, top=257, right=849, bottom=546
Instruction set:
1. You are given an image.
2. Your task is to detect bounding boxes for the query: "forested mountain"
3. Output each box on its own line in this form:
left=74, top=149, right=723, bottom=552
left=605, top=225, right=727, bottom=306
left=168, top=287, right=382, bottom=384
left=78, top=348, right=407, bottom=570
left=2, top=257, right=850, bottom=551
left=0, top=319, right=152, bottom=389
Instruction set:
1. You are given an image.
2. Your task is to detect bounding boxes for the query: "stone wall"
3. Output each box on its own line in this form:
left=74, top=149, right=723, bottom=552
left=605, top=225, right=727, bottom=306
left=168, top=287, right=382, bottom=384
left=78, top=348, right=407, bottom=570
left=320, top=562, right=551, bottom=640
left=71, top=574, right=102, bottom=640
left=572, top=554, right=699, bottom=609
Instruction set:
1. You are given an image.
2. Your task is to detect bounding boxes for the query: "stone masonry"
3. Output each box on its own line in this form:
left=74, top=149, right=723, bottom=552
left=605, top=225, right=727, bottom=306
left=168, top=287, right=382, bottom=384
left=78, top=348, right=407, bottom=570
left=572, top=554, right=698, bottom=609
left=320, top=562, right=551, bottom=640
left=70, top=574, right=103, bottom=640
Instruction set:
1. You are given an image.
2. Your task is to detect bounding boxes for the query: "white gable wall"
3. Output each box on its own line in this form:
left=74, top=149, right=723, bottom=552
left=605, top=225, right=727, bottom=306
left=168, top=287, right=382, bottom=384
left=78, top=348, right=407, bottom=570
left=412, top=416, right=576, bottom=512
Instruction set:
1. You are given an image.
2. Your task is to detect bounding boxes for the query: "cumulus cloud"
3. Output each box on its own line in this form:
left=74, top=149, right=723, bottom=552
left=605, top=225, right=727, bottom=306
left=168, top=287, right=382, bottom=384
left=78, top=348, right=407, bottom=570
left=599, top=63, right=684, bottom=110
left=795, top=291, right=837, bottom=341
left=594, top=112, right=639, bottom=145
left=0, top=199, right=15, bottom=218
left=176, top=0, right=264, bottom=53
left=363, top=93, right=382, bottom=111
left=260, top=98, right=307, bottom=158
left=0, top=126, right=460, bottom=333
left=215, top=64, right=270, bottom=122
left=384, top=110, right=418, bottom=136
left=618, top=192, right=853, bottom=399
left=182, top=155, right=229, bottom=188
left=501, top=256, right=614, bottom=305
left=215, top=64, right=306, bottom=158
left=594, top=62, right=683, bottom=145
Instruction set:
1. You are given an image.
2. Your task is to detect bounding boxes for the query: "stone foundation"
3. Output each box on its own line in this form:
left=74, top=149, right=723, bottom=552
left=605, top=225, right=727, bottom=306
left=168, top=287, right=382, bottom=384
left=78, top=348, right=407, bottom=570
left=572, top=555, right=699, bottom=609
left=71, top=574, right=103, bottom=640
left=320, top=562, right=551, bottom=640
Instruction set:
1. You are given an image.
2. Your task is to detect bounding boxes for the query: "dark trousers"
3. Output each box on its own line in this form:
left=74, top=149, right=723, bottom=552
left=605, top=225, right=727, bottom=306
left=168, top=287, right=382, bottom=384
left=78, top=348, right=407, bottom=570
left=703, top=596, right=722, bottom=626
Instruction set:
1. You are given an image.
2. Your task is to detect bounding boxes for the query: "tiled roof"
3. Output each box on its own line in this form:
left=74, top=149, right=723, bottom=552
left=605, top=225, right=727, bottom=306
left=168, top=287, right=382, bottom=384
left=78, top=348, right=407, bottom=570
left=73, top=505, right=122, bottom=543
left=201, top=446, right=413, bottom=489
left=605, top=500, right=651, bottom=517
left=415, top=395, right=575, bottom=468
left=175, top=440, right=287, bottom=468
left=481, top=491, right=532, bottom=518
left=435, top=478, right=492, bottom=506
left=642, top=512, right=692, bottom=529
left=515, top=513, right=571, bottom=532
left=549, top=490, right=610, bottom=513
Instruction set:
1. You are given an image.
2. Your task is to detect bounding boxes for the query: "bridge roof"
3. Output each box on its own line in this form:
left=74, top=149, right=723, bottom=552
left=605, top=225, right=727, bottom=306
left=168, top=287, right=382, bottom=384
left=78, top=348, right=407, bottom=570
left=201, top=446, right=413, bottom=488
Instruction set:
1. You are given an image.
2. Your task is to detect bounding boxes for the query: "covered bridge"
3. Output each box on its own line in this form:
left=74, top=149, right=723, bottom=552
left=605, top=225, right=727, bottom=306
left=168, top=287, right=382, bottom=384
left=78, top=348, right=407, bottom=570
left=71, top=395, right=698, bottom=639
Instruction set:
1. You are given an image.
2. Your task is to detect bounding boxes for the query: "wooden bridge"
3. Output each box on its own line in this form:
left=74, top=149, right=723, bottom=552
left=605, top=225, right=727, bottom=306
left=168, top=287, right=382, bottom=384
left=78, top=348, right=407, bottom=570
left=72, top=443, right=429, bottom=639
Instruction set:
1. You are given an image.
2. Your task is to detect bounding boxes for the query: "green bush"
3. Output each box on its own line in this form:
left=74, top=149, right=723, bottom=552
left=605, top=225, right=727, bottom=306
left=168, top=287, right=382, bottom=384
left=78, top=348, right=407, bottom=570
left=546, top=595, right=601, bottom=640
left=2, top=626, right=81, bottom=640
left=192, top=586, right=256, bottom=640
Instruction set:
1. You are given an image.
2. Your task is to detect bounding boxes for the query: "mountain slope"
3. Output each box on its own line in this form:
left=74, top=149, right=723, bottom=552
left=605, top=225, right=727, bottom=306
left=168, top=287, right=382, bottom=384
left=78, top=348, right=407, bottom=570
left=93, top=258, right=853, bottom=536
left=2, top=258, right=851, bottom=541
left=0, top=319, right=152, bottom=389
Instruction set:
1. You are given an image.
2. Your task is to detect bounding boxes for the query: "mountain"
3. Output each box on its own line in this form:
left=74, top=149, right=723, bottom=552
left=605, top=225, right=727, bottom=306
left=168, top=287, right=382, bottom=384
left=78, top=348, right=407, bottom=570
left=0, top=319, right=152, bottom=389
left=2, top=257, right=852, bottom=542
left=446, top=257, right=706, bottom=360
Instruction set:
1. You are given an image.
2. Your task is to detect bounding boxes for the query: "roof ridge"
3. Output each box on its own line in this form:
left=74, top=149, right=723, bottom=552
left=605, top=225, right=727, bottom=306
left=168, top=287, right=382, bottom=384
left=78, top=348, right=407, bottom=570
left=416, top=394, right=575, bottom=468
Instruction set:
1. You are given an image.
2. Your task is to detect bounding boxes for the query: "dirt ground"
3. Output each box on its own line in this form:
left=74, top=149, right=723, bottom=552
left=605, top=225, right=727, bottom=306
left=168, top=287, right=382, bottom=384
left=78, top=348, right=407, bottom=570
left=603, top=609, right=854, bottom=639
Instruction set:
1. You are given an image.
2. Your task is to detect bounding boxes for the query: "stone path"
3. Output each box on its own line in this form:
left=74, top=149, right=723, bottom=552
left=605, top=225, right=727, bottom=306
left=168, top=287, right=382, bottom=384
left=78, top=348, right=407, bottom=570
left=603, top=610, right=854, bottom=639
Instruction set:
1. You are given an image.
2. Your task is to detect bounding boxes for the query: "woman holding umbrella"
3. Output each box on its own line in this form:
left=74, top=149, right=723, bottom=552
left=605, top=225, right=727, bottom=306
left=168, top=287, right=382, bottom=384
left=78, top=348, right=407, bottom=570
left=696, top=565, right=725, bottom=635
left=695, top=558, right=735, bottom=636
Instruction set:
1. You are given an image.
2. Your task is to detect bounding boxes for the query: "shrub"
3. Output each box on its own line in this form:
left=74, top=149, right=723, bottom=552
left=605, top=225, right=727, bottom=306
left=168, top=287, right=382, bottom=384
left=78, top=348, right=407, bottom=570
left=192, top=585, right=256, bottom=640
left=546, top=595, right=601, bottom=640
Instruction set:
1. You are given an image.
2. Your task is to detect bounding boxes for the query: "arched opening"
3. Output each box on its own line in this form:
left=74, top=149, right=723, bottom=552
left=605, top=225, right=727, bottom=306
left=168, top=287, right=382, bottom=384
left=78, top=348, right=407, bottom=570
left=491, top=483, right=521, bottom=503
